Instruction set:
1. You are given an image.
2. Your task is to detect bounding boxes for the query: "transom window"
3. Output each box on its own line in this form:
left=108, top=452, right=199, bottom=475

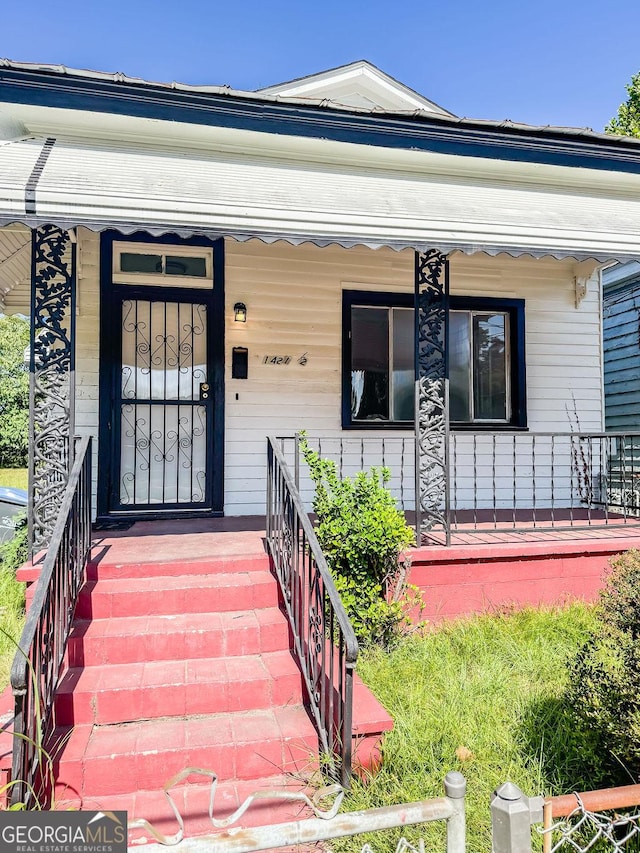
left=112, top=242, right=213, bottom=288
left=342, top=291, right=526, bottom=429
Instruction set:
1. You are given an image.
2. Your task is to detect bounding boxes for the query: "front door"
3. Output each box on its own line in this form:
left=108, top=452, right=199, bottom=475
left=99, top=234, right=224, bottom=518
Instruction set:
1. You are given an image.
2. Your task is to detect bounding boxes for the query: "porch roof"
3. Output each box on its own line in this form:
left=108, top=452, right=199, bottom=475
left=2, top=132, right=640, bottom=262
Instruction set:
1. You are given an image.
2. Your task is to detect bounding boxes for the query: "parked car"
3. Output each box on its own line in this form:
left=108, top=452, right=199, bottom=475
left=0, top=486, right=27, bottom=544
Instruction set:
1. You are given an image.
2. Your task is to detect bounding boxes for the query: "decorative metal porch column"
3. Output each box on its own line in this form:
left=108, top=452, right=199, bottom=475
left=29, top=225, right=76, bottom=552
left=414, top=249, right=450, bottom=545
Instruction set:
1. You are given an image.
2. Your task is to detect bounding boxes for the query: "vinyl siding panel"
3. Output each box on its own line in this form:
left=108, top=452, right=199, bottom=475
left=2, top=279, right=31, bottom=315
left=74, top=228, right=101, bottom=514
left=603, top=275, right=640, bottom=432
left=224, top=241, right=603, bottom=514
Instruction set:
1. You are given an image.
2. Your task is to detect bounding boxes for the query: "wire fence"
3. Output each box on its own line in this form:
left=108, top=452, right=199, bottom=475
left=134, top=770, right=467, bottom=853
left=539, top=795, right=640, bottom=853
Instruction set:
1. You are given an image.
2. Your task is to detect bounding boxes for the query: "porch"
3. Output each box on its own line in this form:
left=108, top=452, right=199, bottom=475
left=2, top=494, right=636, bottom=821
left=60, top=511, right=640, bottom=623
left=3, top=224, right=640, bottom=819
left=5, top=469, right=392, bottom=823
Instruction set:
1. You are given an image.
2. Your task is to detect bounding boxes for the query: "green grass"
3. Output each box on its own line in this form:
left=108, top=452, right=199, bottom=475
left=341, top=604, right=605, bottom=853
left=0, top=468, right=28, bottom=490
left=0, top=520, right=27, bottom=690
left=0, top=564, right=25, bottom=689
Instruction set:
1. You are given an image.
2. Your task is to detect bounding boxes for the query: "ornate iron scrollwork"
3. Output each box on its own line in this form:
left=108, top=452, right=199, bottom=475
left=29, top=225, right=76, bottom=552
left=119, top=299, right=208, bottom=506
left=414, top=249, right=450, bottom=543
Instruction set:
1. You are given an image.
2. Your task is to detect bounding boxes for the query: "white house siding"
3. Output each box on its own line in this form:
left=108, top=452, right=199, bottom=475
left=224, top=240, right=603, bottom=515
left=0, top=228, right=30, bottom=314
left=55, top=233, right=604, bottom=518
left=74, top=229, right=101, bottom=511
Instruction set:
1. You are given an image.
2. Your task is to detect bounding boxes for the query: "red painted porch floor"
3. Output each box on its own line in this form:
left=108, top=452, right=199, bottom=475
left=85, top=510, right=640, bottom=623
left=419, top=508, right=640, bottom=546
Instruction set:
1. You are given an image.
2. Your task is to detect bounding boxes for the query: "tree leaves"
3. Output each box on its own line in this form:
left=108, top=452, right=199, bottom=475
left=606, top=71, right=640, bottom=138
left=0, top=315, right=30, bottom=467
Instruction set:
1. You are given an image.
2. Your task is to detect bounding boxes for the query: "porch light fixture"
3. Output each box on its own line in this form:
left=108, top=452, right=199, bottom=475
left=234, top=302, right=247, bottom=323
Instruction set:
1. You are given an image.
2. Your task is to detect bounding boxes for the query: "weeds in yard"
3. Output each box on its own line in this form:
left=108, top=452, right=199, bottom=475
left=568, top=549, right=640, bottom=782
left=0, top=523, right=26, bottom=689
left=0, top=626, right=72, bottom=810
left=339, top=604, right=601, bottom=853
left=298, top=433, right=417, bottom=648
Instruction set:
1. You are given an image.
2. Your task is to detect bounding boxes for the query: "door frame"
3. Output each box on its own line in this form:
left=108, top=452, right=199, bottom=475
left=97, top=230, right=225, bottom=520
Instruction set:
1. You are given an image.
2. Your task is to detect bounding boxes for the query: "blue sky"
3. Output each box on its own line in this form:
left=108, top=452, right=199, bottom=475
left=2, top=0, right=639, bottom=132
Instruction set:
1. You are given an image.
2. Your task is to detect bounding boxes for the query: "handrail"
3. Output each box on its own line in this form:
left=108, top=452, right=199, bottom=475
left=10, top=434, right=92, bottom=807
left=267, top=438, right=359, bottom=661
left=545, top=783, right=640, bottom=819
left=266, top=436, right=358, bottom=787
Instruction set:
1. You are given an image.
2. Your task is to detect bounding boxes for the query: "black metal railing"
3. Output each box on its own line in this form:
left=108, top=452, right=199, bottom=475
left=266, top=437, right=358, bottom=787
left=449, top=431, right=640, bottom=536
left=10, top=435, right=92, bottom=807
left=281, top=432, right=640, bottom=543
left=279, top=435, right=415, bottom=514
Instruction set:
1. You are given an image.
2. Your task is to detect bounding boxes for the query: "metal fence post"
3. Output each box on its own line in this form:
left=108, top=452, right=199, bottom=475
left=445, top=770, right=466, bottom=853
left=294, top=431, right=300, bottom=491
left=491, top=782, right=544, bottom=853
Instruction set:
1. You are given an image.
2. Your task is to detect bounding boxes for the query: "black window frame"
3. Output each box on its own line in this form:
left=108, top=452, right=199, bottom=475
left=341, top=290, right=527, bottom=430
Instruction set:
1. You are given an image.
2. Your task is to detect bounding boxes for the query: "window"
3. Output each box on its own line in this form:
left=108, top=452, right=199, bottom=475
left=449, top=296, right=526, bottom=428
left=342, top=291, right=414, bottom=428
left=112, top=242, right=213, bottom=288
left=342, top=291, right=526, bottom=429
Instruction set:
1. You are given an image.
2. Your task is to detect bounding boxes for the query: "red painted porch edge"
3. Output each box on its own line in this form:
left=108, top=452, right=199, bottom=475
left=406, top=536, right=640, bottom=622
left=409, top=534, right=640, bottom=564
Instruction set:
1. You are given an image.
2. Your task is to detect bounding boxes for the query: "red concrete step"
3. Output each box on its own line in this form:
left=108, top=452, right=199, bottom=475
left=67, top=608, right=290, bottom=666
left=58, top=773, right=315, bottom=845
left=76, top=570, right=279, bottom=619
left=54, top=708, right=319, bottom=799
left=86, top=553, right=271, bottom=581
left=55, top=651, right=304, bottom=726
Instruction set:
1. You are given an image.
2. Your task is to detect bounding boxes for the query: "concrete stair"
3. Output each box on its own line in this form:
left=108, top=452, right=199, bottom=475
left=46, top=540, right=392, bottom=844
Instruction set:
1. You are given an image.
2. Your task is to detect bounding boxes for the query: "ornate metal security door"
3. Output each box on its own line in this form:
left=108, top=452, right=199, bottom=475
left=110, top=294, right=214, bottom=512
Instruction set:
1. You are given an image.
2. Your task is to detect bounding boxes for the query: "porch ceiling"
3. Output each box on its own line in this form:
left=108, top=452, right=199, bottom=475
left=0, top=225, right=30, bottom=309
left=2, top=134, right=640, bottom=262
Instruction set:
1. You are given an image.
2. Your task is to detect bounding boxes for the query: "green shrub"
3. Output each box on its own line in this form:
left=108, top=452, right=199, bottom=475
left=299, top=435, right=418, bottom=648
left=567, top=549, right=640, bottom=779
